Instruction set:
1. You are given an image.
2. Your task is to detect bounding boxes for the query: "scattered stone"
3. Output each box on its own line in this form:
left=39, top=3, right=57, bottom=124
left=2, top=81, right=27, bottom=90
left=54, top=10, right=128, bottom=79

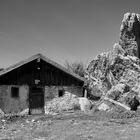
left=19, top=108, right=29, bottom=116
left=31, top=119, right=35, bottom=123
left=98, top=103, right=110, bottom=111
left=70, top=119, right=78, bottom=125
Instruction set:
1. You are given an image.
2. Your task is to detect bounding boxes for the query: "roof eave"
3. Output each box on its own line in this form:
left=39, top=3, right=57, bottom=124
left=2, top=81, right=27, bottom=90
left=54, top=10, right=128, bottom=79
left=0, top=54, right=85, bottom=82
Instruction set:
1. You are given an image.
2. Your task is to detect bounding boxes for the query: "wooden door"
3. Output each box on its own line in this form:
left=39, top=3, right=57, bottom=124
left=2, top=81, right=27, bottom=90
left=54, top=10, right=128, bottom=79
left=29, top=86, right=44, bottom=115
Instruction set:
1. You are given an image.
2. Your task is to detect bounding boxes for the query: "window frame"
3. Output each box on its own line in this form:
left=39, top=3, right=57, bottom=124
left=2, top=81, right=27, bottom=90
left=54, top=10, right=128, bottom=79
left=58, top=89, right=65, bottom=97
left=11, top=86, right=19, bottom=98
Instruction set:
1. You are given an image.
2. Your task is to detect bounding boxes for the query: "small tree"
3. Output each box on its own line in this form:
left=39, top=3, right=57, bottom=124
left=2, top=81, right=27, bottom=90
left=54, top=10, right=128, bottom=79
left=64, top=61, right=85, bottom=77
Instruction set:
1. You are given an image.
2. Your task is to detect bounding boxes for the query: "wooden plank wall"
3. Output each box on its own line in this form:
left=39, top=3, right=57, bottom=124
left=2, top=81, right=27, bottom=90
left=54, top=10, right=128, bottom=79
left=0, top=59, right=83, bottom=86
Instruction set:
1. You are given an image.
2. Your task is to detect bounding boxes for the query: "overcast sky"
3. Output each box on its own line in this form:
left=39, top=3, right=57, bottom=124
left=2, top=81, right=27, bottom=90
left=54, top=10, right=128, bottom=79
left=0, top=0, right=140, bottom=68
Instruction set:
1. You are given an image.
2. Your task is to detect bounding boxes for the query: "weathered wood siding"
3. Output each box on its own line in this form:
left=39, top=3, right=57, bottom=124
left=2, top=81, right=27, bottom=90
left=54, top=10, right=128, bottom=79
left=0, top=59, right=83, bottom=86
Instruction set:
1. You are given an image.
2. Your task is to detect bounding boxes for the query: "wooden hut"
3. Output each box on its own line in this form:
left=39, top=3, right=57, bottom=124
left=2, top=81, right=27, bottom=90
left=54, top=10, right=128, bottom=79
left=0, top=54, right=84, bottom=114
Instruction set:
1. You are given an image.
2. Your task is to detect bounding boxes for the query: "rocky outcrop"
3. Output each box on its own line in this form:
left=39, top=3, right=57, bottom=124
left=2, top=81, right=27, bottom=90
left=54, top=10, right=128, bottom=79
left=120, top=13, right=140, bottom=57
left=107, top=83, right=129, bottom=100
left=86, top=13, right=140, bottom=110
left=86, top=46, right=140, bottom=94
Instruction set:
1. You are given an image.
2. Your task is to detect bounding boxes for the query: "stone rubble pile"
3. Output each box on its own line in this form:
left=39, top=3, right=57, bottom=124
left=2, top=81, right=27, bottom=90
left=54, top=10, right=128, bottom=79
left=45, top=92, right=80, bottom=114
left=86, top=13, right=140, bottom=112
left=45, top=92, right=93, bottom=114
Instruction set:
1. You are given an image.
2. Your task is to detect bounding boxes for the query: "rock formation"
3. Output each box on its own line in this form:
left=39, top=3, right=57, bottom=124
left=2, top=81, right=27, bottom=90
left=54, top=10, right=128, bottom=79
left=120, top=13, right=140, bottom=58
left=86, top=13, right=140, bottom=109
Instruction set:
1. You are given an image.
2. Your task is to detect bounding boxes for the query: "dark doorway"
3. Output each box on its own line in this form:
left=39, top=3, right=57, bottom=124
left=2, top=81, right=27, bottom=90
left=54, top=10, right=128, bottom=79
left=29, top=86, right=44, bottom=115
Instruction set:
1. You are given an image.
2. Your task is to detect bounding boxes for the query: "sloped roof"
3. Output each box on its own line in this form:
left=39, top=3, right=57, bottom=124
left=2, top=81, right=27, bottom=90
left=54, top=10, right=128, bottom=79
left=0, top=53, right=84, bottom=82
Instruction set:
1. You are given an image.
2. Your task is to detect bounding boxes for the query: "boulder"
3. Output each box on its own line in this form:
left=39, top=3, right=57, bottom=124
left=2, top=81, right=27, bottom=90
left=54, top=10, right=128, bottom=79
left=79, top=97, right=92, bottom=111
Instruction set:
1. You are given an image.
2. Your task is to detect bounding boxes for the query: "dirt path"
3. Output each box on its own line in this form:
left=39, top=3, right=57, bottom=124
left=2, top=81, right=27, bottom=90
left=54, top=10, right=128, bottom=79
left=0, top=111, right=140, bottom=140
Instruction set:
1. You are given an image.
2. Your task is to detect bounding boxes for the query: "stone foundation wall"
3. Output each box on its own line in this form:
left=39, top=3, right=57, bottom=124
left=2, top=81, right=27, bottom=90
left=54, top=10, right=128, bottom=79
left=0, top=85, right=83, bottom=114
left=44, top=86, right=83, bottom=101
left=0, top=85, right=29, bottom=114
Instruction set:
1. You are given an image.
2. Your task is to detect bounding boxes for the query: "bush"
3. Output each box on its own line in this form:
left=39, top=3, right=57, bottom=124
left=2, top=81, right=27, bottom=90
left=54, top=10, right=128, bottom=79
left=64, top=61, right=85, bottom=77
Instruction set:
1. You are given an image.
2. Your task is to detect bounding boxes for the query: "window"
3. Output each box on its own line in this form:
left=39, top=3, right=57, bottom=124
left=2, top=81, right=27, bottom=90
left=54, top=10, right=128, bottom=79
left=58, top=89, right=65, bottom=97
left=11, top=87, right=19, bottom=98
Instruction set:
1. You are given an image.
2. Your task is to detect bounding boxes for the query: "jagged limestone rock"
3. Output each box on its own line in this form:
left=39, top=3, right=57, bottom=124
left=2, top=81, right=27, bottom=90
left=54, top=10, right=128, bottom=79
left=86, top=13, right=140, bottom=104
left=107, top=83, right=129, bottom=100
left=120, top=13, right=140, bottom=57
left=113, top=43, right=126, bottom=56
